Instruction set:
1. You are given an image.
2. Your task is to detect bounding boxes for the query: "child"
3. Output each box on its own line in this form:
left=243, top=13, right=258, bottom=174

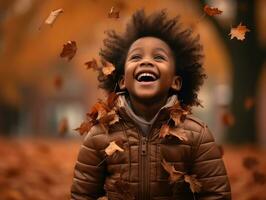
left=71, top=10, right=231, bottom=200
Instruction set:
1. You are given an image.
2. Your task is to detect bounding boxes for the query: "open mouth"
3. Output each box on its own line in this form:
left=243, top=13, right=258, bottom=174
left=135, top=72, right=159, bottom=82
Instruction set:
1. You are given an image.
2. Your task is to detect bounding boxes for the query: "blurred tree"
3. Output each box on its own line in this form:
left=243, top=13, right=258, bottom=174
left=200, top=0, right=265, bottom=143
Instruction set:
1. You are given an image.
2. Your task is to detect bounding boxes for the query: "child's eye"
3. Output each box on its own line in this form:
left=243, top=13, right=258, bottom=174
left=154, top=55, right=166, bottom=61
left=130, top=55, right=142, bottom=60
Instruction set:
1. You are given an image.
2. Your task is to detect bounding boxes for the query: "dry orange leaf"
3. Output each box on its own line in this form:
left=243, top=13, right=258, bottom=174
left=169, top=128, right=189, bottom=142
left=85, top=58, right=98, bottom=71
left=244, top=97, right=255, bottom=110
left=184, top=174, right=202, bottom=193
left=159, top=125, right=188, bottom=142
left=203, top=5, right=222, bottom=16
left=102, top=61, right=115, bottom=76
left=74, top=121, right=93, bottom=135
left=105, top=141, right=124, bottom=156
left=161, top=159, right=184, bottom=184
left=229, top=23, right=250, bottom=41
left=159, top=124, right=170, bottom=138
left=60, top=41, right=77, bottom=61
left=242, top=156, right=259, bottom=170
left=99, top=110, right=119, bottom=125
left=44, top=8, right=64, bottom=26
left=58, top=117, right=68, bottom=136
left=88, top=102, right=109, bottom=121
left=168, top=103, right=189, bottom=126
left=221, top=111, right=235, bottom=127
left=108, top=6, right=120, bottom=19
left=107, top=92, right=119, bottom=109
left=53, top=75, right=63, bottom=90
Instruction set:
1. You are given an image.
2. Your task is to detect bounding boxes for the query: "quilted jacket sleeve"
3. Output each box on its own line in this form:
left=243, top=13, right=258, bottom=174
left=191, top=125, right=231, bottom=200
left=71, top=127, right=106, bottom=200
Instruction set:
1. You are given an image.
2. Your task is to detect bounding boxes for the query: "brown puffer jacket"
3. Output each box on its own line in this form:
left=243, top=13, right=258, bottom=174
left=71, top=96, right=231, bottom=200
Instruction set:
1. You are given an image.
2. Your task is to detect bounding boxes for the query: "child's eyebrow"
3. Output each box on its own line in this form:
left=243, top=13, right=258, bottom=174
left=127, top=47, right=142, bottom=56
left=153, top=48, right=169, bottom=55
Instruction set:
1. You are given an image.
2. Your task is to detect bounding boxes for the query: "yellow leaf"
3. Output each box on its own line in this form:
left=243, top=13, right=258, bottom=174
left=105, top=141, right=124, bottom=156
left=184, top=174, right=202, bottom=193
left=229, top=23, right=250, bottom=41
left=102, top=62, right=115, bottom=76
left=161, top=159, right=184, bottom=184
left=44, top=8, right=64, bottom=26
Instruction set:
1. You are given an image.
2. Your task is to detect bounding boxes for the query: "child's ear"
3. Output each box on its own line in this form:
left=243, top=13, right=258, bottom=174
left=118, top=76, right=126, bottom=90
left=171, top=75, right=182, bottom=91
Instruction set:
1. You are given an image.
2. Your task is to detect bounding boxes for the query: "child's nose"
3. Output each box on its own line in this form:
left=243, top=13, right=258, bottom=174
left=140, top=59, right=154, bottom=67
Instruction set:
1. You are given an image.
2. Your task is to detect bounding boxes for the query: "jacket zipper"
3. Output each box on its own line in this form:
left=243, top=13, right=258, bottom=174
left=141, top=135, right=148, bottom=200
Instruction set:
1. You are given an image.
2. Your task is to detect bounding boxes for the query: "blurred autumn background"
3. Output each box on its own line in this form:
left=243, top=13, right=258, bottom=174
left=0, top=0, right=265, bottom=199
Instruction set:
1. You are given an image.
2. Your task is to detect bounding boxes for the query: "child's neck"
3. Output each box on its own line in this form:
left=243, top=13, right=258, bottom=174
left=128, top=95, right=168, bottom=121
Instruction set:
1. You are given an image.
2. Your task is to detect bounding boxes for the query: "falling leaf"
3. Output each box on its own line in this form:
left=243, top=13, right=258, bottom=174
left=53, top=75, right=63, bottom=90
left=253, top=171, right=266, bottom=185
left=169, top=127, right=189, bottom=142
left=243, top=156, right=259, bottom=170
left=44, top=8, right=64, bottom=26
left=221, top=111, right=235, bottom=127
left=159, top=125, right=188, bottom=142
left=58, top=117, right=68, bottom=136
left=99, top=110, right=119, bottom=125
left=203, top=5, right=222, bottom=16
left=107, top=92, right=119, bottom=109
left=161, top=159, right=184, bottom=184
left=184, top=174, right=202, bottom=193
left=85, top=58, right=99, bottom=71
left=244, top=97, right=255, bottom=110
left=108, top=6, right=120, bottom=19
left=105, top=141, right=124, bottom=156
left=60, top=41, right=77, bottom=61
left=102, top=61, right=115, bottom=76
left=168, top=103, right=189, bottom=126
left=229, top=23, right=250, bottom=41
left=88, top=102, right=109, bottom=121
left=159, top=124, right=170, bottom=138
left=74, top=121, right=93, bottom=135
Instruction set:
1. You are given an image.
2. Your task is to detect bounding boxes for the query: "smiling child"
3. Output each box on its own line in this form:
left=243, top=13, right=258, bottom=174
left=71, top=10, right=231, bottom=200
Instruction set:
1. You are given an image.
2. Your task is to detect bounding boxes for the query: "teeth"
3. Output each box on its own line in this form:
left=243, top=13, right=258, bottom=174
left=137, top=73, right=157, bottom=81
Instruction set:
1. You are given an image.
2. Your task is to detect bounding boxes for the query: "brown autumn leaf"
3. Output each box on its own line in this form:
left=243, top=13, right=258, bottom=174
left=107, top=92, right=119, bottom=109
left=203, top=5, right=222, bottom=16
left=44, top=8, right=64, bottom=26
left=88, top=102, right=110, bottom=121
left=105, top=141, right=124, bottom=156
left=60, top=41, right=77, bottom=61
left=74, top=121, right=93, bottom=135
left=244, top=97, right=255, bottom=110
left=242, top=156, right=259, bottom=170
left=85, top=58, right=99, bottom=71
left=168, top=103, right=189, bottom=126
left=161, top=159, right=184, bottom=184
left=169, top=127, right=189, bottom=142
left=184, top=174, right=202, bottom=193
left=53, top=75, right=63, bottom=90
left=102, top=61, right=115, bottom=76
left=99, top=110, right=119, bottom=125
left=253, top=170, right=266, bottom=185
left=229, top=23, right=250, bottom=41
left=108, top=6, right=120, bottom=19
left=221, top=111, right=235, bottom=127
left=159, top=124, right=170, bottom=138
left=58, top=117, right=68, bottom=136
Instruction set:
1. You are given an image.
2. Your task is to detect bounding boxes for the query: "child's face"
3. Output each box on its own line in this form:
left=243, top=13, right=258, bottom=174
left=119, top=36, right=181, bottom=102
